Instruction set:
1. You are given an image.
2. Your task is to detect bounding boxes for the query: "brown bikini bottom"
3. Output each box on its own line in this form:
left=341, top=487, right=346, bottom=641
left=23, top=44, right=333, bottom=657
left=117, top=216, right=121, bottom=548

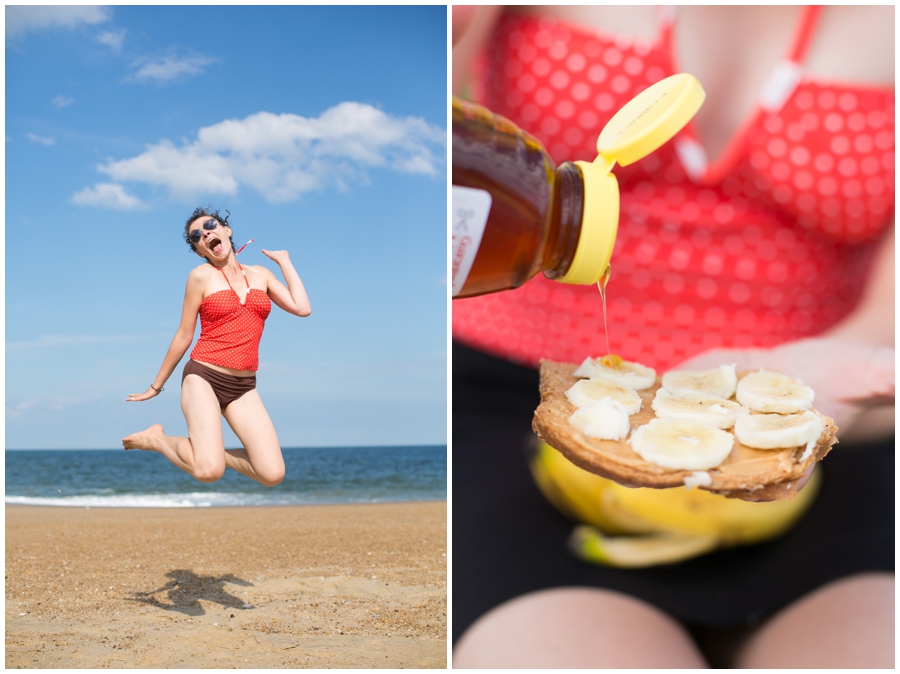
left=182, top=360, right=257, bottom=412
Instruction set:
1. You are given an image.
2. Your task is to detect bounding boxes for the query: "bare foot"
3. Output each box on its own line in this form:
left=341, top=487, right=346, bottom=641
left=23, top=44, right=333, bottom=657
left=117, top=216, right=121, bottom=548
left=123, top=423, right=165, bottom=451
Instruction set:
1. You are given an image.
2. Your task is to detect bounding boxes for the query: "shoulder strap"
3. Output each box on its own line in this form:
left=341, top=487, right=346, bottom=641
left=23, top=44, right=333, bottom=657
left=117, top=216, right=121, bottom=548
left=787, top=5, right=823, bottom=65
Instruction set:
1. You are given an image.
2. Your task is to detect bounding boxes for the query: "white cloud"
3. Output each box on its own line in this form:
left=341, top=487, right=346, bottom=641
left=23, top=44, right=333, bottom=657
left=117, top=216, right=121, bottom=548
left=6, top=6, right=112, bottom=39
left=27, top=132, right=55, bottom=146
left=83, top=102, right=445, bottom=205
left=127, top=53, right=218, bottom=84
left=7, top=395, right=94, bottom=419
left=97, top=28, right=125, bottom=52
left=52, top=94, right=75, bottom=108
left=70, top=183, right=147, bottom=210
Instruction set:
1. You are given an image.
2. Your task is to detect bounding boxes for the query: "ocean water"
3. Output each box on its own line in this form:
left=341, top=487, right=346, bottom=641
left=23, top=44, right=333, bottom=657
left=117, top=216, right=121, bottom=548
left=5, top=446, right=446, bottom=508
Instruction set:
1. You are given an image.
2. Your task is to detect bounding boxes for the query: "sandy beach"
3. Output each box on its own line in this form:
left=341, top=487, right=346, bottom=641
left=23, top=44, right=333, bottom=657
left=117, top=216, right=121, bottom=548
left=6, top=502, right=446, bottom=668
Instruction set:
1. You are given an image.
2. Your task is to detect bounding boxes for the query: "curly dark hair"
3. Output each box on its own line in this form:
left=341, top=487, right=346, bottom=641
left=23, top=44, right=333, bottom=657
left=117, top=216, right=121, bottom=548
left=184, top=206, right=236, bottom=262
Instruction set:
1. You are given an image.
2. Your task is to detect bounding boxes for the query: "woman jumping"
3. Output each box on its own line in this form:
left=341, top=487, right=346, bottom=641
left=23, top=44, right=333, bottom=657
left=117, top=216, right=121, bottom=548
left=123, top=207, right=311, bottom=486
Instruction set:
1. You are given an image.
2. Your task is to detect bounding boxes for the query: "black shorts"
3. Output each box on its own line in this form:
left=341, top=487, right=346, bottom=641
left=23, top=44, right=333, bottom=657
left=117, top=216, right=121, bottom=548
left=452, top=341, right=894, bottom=642
left=182, top=360, right=256, bottom=412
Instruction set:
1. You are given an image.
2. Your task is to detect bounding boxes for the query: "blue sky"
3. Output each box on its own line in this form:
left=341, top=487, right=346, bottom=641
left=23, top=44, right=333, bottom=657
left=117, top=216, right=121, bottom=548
left=6, top=5, right=448, bottom=449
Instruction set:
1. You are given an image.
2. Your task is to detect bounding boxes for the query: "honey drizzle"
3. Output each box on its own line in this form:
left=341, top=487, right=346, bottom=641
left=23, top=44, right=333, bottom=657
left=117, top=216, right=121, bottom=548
left=598, top=264, right=612, bottom=358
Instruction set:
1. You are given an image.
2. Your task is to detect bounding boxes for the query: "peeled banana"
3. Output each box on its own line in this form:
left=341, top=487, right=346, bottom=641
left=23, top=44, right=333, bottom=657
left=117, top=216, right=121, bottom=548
left=736, top=369, right=814, bottom=413
left=573, top=356, right=656, bottom=390
left=566, top=378, right=642, bottom=414
left=662, top=364, right=737, bottom=399
left=651, top=389, right=745, bottom=429
left=629, top=418, right=735, bottom=470
left=734, top=410, right=825, bottom=449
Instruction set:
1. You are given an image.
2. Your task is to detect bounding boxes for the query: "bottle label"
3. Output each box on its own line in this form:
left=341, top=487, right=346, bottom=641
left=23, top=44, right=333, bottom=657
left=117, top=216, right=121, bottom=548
left=452, top=186, right=492, bottom=297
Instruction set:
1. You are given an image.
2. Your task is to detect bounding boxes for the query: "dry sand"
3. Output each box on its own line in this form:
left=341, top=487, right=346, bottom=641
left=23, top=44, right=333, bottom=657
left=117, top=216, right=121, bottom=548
left=6, top=502, right=446, bottom=668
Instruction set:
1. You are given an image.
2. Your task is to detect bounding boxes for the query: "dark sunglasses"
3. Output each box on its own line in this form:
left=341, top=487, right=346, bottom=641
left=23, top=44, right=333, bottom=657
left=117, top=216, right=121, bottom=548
left=189, top=211, right=230, bottom=244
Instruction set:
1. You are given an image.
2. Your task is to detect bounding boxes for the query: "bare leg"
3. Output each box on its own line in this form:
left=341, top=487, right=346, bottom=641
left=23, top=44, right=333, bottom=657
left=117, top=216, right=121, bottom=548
left=121, top=374, right=226, bottom=483
left=735, top=573, right=894, bottom=668
left=222, top=390, right=285, bottom=487
left=452, top=587, right=708, bottom=668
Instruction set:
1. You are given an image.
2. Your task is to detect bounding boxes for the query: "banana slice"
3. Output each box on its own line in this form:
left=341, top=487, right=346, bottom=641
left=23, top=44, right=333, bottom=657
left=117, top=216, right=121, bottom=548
left=734, top=411, right=824, bottom=450
left=736, top=370, right=814, bottom=413
left=573, top=355, right=656, bottom=390
left=662, top=364, right=737, bottom=399
left=629, top=418, right=734, bottom=470
left=566, top=379, right=642, bottom=414
left=651, top=389, right=745, bottom=429
left=569, top=398, right=631, bottom=441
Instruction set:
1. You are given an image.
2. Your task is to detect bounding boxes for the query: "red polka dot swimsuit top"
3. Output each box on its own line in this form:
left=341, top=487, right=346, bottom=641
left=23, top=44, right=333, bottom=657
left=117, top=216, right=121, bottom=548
left=190, top=264, right=272, bottom=371
left=452, top=6, right=895, bottom=372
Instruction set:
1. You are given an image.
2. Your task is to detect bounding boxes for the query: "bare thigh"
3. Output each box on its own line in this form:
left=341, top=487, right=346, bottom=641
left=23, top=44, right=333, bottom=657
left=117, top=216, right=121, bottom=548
left=181, top=374, right=226, bottom=478
left=736, top=572, right=894, bottom=668
left=223, top=389, right=285, bottom=483
left=452, top=587, right=708, bottom=669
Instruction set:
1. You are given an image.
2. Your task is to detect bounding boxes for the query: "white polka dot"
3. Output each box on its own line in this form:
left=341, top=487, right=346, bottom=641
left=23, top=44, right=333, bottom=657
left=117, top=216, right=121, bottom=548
left=859, top=157, right=881, bottom=176
left=533, top=58, right=551, bottom=77
left=611, top=75, right=631, bottom=94
left=571, top=82, right=591, bottom=102
left=865, top=176, right=885, bottom=196
left=517, top=73, right=537, bottom=93
left=838, top=93, right=857, bottom=111
left=824, top=113, right=843, bottom=133
left=817, top=91, right=836, bottom=109
left=767, top=138, right=787, bottom=157
left=594, top=92, right=614, bottom=111
left=875, top=131, right=893, bottom=150
left=548, top=41, right=567, bottom=60
left=837, top=157, right=857, bottom=177
left=566, top=53, right=586, bottom=72
left=800, top=112, right=819, bottom=131
left=577, top=109, right=599, bottom=129
left=624, top=57, right=643, bottom=76
left=540, top=116, right=561, bottom=136
left=550, top=71, right=570, bottom=90
left=789, top=146, right=810, bottom=166
left=534, top=87, right=554, bottom=106
left=518, top=44, right=537, bottom=64
left=602, top=48, right=622, bottom=66
left=830, top=136, right=850, bottom=155
left=645, top=65, right=664, bottom=83
left=563, top=127, right=584, bottom=146
left=867, top=110, right=887, bottom=129
left=587, top=64, right=607, bottom=83
left=793, top=171, right=814, bottom=191
left=847, top=113, right=866, bottom=133
left=555, top=99, right=575, bottom=119
left=842, top=180, right=862, bottom=199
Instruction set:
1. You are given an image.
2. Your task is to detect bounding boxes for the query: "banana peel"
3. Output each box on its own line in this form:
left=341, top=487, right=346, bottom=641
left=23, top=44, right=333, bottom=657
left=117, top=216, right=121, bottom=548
left=569, top=527, right=720, bottom=568
left=528, top=440, right=821, bottom=568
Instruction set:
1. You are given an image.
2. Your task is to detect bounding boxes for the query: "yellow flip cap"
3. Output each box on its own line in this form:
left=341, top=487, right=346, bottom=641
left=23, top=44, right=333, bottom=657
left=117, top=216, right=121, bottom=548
left=559, top=74, right=705, bottom=285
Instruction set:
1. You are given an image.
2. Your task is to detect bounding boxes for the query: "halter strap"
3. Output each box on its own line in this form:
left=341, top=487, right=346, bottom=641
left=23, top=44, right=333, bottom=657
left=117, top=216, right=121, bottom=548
left=216, top=263, right=250, bottom=298
left=787, top=5, right=822, bottom=65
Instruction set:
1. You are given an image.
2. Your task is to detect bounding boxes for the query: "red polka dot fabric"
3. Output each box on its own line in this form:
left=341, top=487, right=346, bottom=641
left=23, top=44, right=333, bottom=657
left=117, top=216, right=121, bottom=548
left=190, top=287, right=271, bottom=372
left=452, top=10, right=894, bottom=373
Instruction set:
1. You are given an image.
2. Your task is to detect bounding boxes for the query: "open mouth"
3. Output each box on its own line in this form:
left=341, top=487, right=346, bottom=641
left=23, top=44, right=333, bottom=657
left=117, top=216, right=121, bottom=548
left=208, top=236, right=223, bottom=253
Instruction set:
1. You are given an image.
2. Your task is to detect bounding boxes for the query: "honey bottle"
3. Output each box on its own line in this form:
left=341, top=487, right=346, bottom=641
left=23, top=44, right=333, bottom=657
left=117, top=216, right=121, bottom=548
left=452, top=73, right=705, bottom=299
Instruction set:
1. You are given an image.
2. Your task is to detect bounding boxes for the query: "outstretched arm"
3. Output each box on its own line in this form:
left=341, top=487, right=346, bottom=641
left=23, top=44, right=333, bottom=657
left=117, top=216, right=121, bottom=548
left=126, top=271, right=204, bottom=402
left=678, top=222, right=895, bottom=444
left=260, top=249, right=311, bottom=317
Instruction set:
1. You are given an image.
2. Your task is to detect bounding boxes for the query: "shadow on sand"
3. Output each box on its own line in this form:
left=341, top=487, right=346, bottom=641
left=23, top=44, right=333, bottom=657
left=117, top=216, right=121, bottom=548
left=127, top=569, right=254, bottom=616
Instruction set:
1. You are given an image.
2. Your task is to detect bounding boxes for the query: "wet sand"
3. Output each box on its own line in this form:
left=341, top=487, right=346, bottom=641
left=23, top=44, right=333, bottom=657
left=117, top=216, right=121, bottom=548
left=6, top=502, right=446, bottom=668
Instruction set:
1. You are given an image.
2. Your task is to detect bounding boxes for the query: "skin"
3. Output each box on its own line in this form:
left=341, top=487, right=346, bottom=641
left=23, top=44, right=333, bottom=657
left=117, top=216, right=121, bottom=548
left=452, top=6, right=895, bottom=668
left=122, top=215, right=311, bottom=486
